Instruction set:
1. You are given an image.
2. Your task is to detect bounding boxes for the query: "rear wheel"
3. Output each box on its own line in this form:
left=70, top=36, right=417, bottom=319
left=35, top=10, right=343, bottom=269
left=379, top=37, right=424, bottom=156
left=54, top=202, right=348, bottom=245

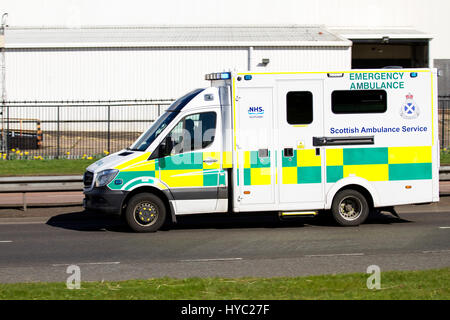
left=125, top=193, right=166, bottom=233
left=331, top=189, right=369, bottom=226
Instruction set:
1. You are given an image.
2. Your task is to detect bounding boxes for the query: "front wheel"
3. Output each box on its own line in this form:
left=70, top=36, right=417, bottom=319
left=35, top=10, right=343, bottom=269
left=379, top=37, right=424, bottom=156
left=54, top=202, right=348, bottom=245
left=331, top=189, right=369, bottom=226
left=124, top=193, right=166, bottom=232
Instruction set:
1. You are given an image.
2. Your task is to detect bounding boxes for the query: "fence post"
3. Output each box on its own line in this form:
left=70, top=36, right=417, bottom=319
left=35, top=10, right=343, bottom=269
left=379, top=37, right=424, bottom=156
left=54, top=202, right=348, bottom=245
left=443, top=101, right=446, bottom=149
left=56, top=105, right=60, bottom=159
left=6, top=103, right=9, bottom=159
left=107, top=105, right=111, bottom=153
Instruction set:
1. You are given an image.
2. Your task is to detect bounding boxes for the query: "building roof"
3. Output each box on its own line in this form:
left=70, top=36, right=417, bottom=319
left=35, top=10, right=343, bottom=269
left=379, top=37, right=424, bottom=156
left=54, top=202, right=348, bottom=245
left=4, top=25, right=351, bottom=48
left=329, top=27, right=432, bottom=40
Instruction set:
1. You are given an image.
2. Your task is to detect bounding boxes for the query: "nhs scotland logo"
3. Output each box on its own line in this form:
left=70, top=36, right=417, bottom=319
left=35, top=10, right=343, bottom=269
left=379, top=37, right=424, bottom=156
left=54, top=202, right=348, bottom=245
left=248, top=106, right=264, bottom=118
left=400, top=93, right=420, bottom=119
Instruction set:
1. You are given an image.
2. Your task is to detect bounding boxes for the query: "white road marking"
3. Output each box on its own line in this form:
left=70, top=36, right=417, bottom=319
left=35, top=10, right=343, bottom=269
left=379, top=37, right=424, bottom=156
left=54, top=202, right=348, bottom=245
left=180, top=258, right=243, bottom=262
left=439, top=227, right=450, bottom=229
left=0, top=221, right=46, bottom=225
left=422, top=249, right=450, bottom=254
left=0, top=240, right=13, bottom=243
left=304, top=253, right=364, bottom=258
left=51, top=262, right=120, bottom=267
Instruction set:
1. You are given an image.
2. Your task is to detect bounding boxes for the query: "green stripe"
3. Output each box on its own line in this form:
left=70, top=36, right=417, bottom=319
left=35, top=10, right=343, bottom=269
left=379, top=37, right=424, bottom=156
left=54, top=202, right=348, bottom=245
left=219, top=170, right=226, bottom=185
left=326, top=166, right=343, bottom=183
left=244, top=168, right=251, bottom=186
left=108, top=171, right=156, bottom=190
left=282, top=150, right=297, bottom=168
left=389, top=163, right=432, bottom=180
left=159, top=152, right=203, bottom=170
left=343, top=148, right=388, bottom=165
left=297, top=166, right=321, bottom=184
left=203, top=170, right=219, bottom=187
left=250, top=151, right=271, bottom=168
left=124, top=178, right=156, bottom=191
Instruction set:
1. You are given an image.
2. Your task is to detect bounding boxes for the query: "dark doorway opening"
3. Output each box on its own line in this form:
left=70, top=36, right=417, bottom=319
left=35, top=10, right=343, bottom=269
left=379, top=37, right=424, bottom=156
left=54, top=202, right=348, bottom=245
left=352, top=40, right=429, bottom=69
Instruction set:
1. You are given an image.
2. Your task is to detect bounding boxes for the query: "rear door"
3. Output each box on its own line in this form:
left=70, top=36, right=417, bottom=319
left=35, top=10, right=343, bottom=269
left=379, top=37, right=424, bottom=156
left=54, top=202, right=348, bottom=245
left=276, top=80, right=325, bottom=209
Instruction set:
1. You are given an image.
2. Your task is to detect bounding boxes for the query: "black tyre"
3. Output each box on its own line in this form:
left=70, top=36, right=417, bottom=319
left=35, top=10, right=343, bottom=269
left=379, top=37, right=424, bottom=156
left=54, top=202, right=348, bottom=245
left=125, top=193, right=166, bottom=233
left=331, top=189, right=369, bottom=226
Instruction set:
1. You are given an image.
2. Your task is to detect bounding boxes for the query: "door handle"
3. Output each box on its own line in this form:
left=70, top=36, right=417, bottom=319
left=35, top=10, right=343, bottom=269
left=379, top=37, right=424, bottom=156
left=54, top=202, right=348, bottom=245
left=203, top=157, right=218, bottom=164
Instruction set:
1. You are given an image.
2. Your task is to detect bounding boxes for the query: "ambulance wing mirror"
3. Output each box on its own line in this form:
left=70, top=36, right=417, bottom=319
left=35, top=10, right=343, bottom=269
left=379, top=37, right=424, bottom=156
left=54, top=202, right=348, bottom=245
left=149, top=136, right=173, bottom=160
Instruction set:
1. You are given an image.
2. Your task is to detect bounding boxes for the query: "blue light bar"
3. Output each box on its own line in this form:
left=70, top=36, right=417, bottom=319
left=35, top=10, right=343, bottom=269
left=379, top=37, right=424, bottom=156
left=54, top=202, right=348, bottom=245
left=410, top=72, right=418, bottom=78
left=205, top=72, right=231, bottom=80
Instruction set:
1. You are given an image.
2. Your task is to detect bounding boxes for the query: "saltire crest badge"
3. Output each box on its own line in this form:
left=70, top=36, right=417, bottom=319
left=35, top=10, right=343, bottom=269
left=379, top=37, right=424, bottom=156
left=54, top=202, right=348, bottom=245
left=400, top=93, right=420, bottom=119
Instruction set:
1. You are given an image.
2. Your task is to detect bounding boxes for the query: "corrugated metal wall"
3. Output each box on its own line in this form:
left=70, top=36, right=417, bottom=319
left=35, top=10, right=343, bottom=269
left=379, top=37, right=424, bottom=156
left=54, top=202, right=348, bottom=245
left=252, top=46, right=351, bottom=72
left=5, top=45, right=350, bottom=101
left=6, top=47, right=249, bottom=101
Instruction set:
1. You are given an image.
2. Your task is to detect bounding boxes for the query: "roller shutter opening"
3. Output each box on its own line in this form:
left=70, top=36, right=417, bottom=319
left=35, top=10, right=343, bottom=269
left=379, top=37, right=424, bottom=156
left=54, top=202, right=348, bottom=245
left=352, top=40, right=429, bottom=69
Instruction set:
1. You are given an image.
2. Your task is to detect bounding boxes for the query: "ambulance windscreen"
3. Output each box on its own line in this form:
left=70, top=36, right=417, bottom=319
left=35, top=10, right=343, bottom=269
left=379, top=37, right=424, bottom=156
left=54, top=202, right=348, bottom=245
left=128, top=88, right=204, bottom=152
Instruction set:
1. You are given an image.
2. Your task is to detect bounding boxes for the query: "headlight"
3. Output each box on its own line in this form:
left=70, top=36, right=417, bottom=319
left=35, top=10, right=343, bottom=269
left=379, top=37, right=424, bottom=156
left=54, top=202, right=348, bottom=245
left=95, top=169, right=119, bottom=187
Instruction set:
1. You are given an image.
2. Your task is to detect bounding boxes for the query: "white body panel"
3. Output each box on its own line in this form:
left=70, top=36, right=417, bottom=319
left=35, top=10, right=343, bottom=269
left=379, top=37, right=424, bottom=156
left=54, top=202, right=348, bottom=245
left=227, top=69, right=439, bottom=213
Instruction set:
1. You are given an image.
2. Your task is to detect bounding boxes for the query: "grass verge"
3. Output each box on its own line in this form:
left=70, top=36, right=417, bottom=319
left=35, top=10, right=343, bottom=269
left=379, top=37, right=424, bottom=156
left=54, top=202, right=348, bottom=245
left=0, top=268, right=448, bottom=300
left=441, top=150, right=450, bottom=165
left=0, top=159, right=96, bottom=176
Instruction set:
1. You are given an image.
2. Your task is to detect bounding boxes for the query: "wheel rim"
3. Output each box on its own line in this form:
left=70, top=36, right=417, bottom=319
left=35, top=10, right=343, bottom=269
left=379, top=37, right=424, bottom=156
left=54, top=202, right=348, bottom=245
left=133, top=201, right=158, bottom=226
left=338, top=196, right=363, bottom=221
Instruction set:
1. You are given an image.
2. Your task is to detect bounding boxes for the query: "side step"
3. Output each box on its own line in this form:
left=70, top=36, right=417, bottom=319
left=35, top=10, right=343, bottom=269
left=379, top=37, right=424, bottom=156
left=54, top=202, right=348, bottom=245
left=279, top=211, right=319, bottom=219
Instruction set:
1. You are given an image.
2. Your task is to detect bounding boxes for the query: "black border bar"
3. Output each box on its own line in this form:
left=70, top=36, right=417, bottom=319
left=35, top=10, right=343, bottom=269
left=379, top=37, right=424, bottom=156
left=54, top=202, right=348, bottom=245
left=313, top=136, right=375, bottom=146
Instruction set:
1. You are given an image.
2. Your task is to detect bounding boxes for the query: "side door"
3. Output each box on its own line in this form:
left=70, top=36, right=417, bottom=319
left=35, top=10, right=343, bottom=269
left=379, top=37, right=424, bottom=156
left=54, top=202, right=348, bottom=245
left=276, top=80, right=325, bottom=209
left=234, top=87, right=276, bottom=209
left=158, top=109, right=222, bottom=213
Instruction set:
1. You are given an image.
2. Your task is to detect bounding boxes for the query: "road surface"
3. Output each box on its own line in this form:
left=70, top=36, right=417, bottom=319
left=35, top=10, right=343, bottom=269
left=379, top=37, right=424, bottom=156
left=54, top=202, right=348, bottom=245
left=0, top=200, right=449, bottom=283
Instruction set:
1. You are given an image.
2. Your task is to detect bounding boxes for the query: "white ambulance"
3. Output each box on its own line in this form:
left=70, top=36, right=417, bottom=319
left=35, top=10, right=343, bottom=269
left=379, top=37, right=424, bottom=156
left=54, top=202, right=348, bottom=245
left=83, top=69, right=439, bottom=232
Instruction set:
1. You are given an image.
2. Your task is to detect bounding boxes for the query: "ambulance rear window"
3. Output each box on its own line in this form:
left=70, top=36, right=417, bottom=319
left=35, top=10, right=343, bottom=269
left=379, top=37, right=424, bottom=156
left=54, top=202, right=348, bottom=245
left=286, top=91, right=313, bottom=125
left=332, top=90, right=387, bottom=114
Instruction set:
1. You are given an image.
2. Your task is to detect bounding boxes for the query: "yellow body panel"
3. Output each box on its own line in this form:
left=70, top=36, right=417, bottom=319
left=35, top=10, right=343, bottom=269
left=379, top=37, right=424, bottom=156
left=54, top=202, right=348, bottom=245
left=251, top=168, right=271, bottom=185
left=344, top=164, right=389, bottom=181
left=222, top=151, right=233, bottom=169
left=244, top=151, right=251, bottom=168
left=202, top=152, right=221, bottom=169
left=115, top=152, right=151, bottom=170
left=122, top=160, right=156, bottom=172
left=388, top=146, right=432, bottom=164
left=297, top=149, right=321, bottom=167
left=160, top=169, right=203, bottom=187
left=326, top=148, right=344, bottom=166
left=282, top=167, right=297, bottom=184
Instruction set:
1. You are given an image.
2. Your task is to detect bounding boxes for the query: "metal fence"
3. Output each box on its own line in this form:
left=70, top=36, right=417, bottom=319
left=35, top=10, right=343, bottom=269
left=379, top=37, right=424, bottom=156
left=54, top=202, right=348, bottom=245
left=1, top=97, right=450, bottom=160
left=0, top=100, right=174, bottom=159
left=439, top=96, right=450, bottom=149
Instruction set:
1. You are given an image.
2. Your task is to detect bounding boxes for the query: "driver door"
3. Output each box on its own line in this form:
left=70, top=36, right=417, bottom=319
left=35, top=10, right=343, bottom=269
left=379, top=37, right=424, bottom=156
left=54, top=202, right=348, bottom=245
left=157, top=109, right=222, bottom=214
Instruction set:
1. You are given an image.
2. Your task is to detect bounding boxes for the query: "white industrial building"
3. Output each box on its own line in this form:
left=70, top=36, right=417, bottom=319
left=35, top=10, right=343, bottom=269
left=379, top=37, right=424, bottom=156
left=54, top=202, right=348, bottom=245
left=2, top=25, right=352, bottom=101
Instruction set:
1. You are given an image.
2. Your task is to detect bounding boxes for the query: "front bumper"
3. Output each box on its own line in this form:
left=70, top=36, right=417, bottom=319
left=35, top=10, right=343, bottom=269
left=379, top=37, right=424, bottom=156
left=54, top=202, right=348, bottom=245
left=83, top=187, right=128, bottom=215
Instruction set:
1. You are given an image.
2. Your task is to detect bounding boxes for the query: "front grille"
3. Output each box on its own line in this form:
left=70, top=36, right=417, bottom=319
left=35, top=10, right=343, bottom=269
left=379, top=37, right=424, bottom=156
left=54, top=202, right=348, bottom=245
left=83, top=171, right=94, bottom=188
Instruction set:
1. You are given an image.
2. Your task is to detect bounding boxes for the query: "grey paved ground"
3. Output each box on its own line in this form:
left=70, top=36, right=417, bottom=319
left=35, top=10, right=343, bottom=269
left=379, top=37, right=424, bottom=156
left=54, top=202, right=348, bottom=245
left=0, top=200, right=449, bottom=283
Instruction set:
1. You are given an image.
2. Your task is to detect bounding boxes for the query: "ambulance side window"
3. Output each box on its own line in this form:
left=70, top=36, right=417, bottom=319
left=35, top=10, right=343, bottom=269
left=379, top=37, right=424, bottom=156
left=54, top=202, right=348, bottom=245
left=332, top=90, right=387, bottom=114
left=286, top=91, right=313, bottom=125
left=165, top=111, right=217, bottom=155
